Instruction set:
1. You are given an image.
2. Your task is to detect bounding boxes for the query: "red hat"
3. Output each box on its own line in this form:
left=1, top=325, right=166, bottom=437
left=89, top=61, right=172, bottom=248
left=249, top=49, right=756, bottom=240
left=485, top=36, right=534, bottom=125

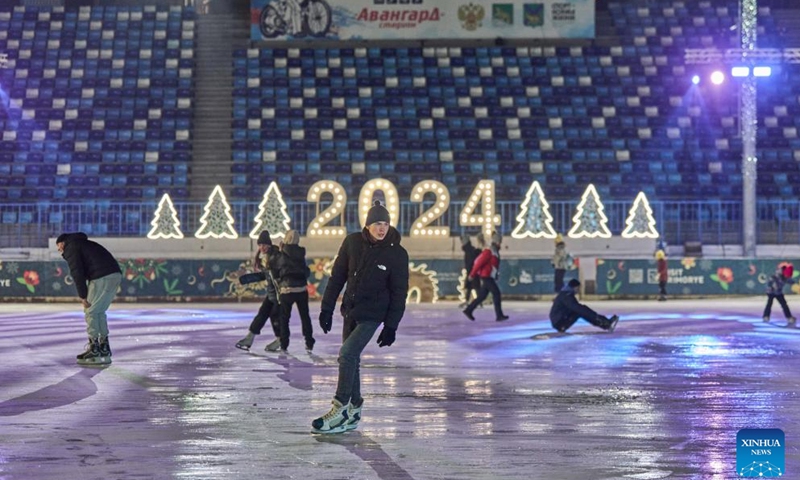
left=783, top=264, right=794, bottom=278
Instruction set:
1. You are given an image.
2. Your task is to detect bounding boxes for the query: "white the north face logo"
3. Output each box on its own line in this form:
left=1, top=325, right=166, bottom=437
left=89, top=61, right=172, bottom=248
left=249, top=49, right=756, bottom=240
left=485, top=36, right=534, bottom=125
left=377, top=265, right=387, bottom=271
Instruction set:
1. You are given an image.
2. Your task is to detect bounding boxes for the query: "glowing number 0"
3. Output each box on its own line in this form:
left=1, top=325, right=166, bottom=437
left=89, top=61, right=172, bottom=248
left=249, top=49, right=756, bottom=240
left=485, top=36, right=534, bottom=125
left=459, top=179, right=501, bottom=238
left=306, top=180, right=347, bottom=237
left=359, top=178, right=399, bottom=228
left=409, top=180, right=450, bottom=237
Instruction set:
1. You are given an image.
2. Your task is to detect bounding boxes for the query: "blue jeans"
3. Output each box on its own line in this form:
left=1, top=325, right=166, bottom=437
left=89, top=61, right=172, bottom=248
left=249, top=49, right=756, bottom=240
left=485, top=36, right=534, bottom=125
left=334, top=317, right=381, bottom=406
left=84, top=272, right=122, bottom=338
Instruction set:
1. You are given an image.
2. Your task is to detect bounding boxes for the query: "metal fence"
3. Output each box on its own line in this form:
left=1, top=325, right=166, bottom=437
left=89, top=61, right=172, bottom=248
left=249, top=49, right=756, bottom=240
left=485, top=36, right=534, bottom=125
left=0, top=199, right=797, bottom=248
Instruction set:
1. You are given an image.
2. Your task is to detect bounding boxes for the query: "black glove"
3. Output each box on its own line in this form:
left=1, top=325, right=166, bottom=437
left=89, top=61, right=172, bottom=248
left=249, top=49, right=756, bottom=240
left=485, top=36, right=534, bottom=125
left=376, top=327, right=396, bottom=347
left=319, top=310, right=333, bottom=334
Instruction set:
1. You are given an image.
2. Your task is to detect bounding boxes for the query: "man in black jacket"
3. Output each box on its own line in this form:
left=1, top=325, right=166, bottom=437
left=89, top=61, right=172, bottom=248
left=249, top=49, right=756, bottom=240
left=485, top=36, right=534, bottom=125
left=313, top=200, right=409, bottom=434
left=549, top=279, right=619, bottom=333
left=459, top=232, right=482, bottom=308
left=57, top=232, right=122, bottom=365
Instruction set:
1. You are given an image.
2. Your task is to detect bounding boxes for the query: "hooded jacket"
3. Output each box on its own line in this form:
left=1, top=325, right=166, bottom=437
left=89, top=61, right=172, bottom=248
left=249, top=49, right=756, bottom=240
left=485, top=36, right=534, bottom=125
left=549, top=284, right=598, bottom=324
left=767, top=268, right=795, bottom=295
left=321, top=226, right=409, bottom=329
left=269, top=243, right=310, bottom=293
left=59, top=232, right=121, bottom=299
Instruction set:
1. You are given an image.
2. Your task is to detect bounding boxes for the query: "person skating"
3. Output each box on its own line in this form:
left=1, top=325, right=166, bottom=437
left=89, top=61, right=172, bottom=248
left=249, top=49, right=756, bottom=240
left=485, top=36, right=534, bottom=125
left=57, top=232, right=122, bottom=365
left=235, top=230, right=282, bottom=352
left=551, top=234, right=572, bottom=293
left=463, top=231, right=509, bottom=322
left=459, top=232, right=483, bottom=308
left=763, top=264, right=796, bottom=326
left=655, top=249, right=668, bottom=301
left=549, top=279, right=618, bottom=333
left=268, top=229, right=315, bottom=352
left=313, top=201, right=409, bottom=434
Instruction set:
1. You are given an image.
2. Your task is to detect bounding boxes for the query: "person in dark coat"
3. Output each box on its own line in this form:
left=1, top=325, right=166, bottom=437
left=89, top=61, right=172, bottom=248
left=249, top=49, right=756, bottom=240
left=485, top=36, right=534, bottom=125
left=235, top=230, right=282, bottom=352
left=313, top=201, right=409, bottom=434
left=268, top=229, right=315, bottom=352
left=763, top=264, right=796, bottom=326
left=459, top=233, right=483, bottom=308
left=463, top=231, right=509, bottom=322
left=56, top=232, right=122, bottom=365
left=549, top=279, right=618, bottom=333
left=655, top=249, right=668, bottom=301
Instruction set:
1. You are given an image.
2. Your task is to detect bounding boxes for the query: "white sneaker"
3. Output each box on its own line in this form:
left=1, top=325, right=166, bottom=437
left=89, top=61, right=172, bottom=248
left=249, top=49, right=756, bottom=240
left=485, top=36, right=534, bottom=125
left=311, top=399, right=349, bottom=434
left=344, top=401, right=362, bottom=431
left=264, top=338, right=281, bottom=352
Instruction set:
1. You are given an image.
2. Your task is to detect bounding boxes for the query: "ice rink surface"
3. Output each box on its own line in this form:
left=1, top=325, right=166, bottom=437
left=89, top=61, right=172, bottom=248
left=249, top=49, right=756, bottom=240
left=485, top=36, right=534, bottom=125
left=1, top=297, right=798, bottom=479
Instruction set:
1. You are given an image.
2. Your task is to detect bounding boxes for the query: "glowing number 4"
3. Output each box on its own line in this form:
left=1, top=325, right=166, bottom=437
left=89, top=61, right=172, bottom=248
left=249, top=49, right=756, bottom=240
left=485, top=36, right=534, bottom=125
left=306, top=180, right=347, bottom=237
left=410, top=180, right=451, bottom=237
left=459, top=180, right=501, bottom=238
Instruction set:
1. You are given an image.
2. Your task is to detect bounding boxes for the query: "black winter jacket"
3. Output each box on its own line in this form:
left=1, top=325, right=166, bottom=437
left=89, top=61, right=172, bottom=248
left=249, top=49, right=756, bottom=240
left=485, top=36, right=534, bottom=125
left=549, top=285, right=598, bottom=323
left=268, top=244, right=310, bottom=291
left=462, top=242, right=481, bottom=271
left=60, top=232, right=121, bottom=299
left=321, top=227, right=409, bottom=329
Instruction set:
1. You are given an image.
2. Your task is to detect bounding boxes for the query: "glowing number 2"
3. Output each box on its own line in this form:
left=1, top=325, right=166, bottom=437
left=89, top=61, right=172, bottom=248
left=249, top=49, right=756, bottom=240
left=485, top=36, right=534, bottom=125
left=306, top=180, right=347, bottom=237
left=409, top=180, right=450, bottom=237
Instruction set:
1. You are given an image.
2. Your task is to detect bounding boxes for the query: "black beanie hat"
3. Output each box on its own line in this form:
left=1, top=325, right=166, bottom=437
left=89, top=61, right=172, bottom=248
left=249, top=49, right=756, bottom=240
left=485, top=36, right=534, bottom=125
left=365, top=200, right=390, bottom=226
left=256, top=230, right=272, bottom=245
left=568, top=279, right=581, bottom=288
left=56, top=233, right=69, bottom=244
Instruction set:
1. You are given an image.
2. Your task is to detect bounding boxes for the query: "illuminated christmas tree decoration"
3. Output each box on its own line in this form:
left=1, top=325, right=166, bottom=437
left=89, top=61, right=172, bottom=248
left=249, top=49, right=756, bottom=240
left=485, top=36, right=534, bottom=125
left=359, top=178, right=399, bottom=228
left=456, top=268, right=477, bottom=304
left=409, top=180, right=451, bottom=237
left=511, top=181, right=557, bottom=239
left=568, top=184, right=612, bottom=239
left=194, top=185, right=238, bottom=239
left=147, top=193, right=184, bottom=239
left=249, top=181, right=291, bottom=240
left=459, top=180, right=501, bottom=238
left=306, top=180, right=347, bottom=237
left=621, top=191, right=659, bottom=239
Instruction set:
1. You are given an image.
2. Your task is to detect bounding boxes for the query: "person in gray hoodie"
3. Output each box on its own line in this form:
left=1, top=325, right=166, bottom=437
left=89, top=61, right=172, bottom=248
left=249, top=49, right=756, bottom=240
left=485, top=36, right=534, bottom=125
left=268, top=229, right=315, bottom=352
left=56, top=232, right=122, bottom=365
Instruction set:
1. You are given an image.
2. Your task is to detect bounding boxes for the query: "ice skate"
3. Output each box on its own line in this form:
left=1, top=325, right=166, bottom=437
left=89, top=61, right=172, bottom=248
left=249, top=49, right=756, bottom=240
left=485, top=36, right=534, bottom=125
left=496, top=315, right=510, bottom=322
left=463, top=309, right=475, bottom=321
left=235, top=332, right=255, bottom=351
left=97, top=336, right=112, bottom=357
left=763, top=316, right=770, bottom=323
left=311, top=399, right=349, bottom=434
left=606, top=315, right=619, bottom=333
left=344, top=400, right=362, bottom=431
left=77, top=338, right=111, bottom=366
left=305, top=337, right=315, bottom=352
left=76, top=338, right=95, bottom=360
left=264, top=338, right=281, bottom=352
left=658, top=295, right=667, bottom=302
left=789, top=317, right=797, bottom=328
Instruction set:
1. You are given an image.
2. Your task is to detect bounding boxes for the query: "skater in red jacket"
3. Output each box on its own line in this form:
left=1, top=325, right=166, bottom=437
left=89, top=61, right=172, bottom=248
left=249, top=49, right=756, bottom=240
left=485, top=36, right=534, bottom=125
left=656, top=250, right=668, bottom=301
left=463, top=231, right=509, bottom=322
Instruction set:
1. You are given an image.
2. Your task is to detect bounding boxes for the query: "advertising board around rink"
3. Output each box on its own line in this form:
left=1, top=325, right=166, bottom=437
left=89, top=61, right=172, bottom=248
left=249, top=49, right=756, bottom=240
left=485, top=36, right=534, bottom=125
left=250, top=0, right=595, bottom=41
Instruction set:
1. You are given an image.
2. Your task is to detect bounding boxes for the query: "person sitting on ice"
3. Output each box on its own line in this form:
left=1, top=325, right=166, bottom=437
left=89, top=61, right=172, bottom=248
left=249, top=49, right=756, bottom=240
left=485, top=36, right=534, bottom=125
left=763, top=264, right=796, bottom=326
left=549, top=279, right=619, bottom=333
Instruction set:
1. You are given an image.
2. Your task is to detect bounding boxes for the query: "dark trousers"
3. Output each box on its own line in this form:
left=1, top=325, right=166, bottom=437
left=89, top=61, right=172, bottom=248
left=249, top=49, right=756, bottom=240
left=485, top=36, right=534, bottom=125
left=462, top=276, right=480, bottom=302
left=552, top=304, right=610, bottom=332
left=279, top=290, right=314, bottom=349
left=335, top=316, right=381, bottom=406
left=554, top=269, right=566, bottom=292
left=248, top=295, right=280, bottom=337
left=465, top=277, right=504, bottom=318
left=658, top=281, right=667, bottom=296
left=764, top=294, right=792, bottom=319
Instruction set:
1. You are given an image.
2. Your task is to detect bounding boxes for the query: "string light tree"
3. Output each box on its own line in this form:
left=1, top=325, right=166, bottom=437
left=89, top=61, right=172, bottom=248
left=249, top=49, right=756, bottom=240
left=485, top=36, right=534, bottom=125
left=568, top=184, right=612, bottom=239
left=147, top=193, right=184, bottom=239
left=194, top=185, right=238, bottom=239
left=685, top=0, right=800, bottom=256
left=621, top=191, right=659, bottom=239
left=249, top=181, right=291, bottom=241
left=511, top=180, right=557, bottom=239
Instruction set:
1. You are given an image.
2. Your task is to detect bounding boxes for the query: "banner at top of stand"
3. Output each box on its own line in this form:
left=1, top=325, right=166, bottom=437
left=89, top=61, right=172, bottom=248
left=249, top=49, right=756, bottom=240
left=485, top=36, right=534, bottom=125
left=250, top=0, right=595, bottom=42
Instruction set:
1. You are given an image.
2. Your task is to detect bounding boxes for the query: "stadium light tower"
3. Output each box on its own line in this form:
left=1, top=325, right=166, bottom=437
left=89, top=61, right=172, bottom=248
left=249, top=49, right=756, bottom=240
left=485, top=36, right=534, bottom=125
left=685, top=0, right=800, bottom=257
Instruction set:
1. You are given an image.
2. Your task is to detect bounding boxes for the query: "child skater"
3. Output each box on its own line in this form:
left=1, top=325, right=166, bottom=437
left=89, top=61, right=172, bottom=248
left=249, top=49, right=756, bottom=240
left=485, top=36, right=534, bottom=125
left=763, top=264, right=796, bottom=327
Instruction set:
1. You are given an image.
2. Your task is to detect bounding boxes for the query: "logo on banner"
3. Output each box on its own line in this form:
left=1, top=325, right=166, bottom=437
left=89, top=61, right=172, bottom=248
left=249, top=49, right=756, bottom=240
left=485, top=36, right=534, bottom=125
left=736, top=429, right=784, bottom=477
left=374, top=0, right=423, bottom=3
left=259, top=0, right=333, bottom=38
left=523, top=3, right=544, bottom=28
left=492, top=4, right=513, bottom=27
left=458, top=3, right=485, bottom=31
left=552, top=2, right=576, bottom=23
